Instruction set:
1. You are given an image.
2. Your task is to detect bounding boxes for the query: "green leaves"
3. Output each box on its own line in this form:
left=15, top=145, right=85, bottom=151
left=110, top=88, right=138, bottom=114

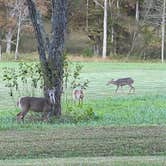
left=2, top=62, right=44, bottom=97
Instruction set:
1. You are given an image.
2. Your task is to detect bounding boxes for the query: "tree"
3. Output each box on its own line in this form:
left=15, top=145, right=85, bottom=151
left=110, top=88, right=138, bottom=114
left=102, top=0, right=107, bottom=59
left=15, top=0, right=29, bottom=60
left=26, top=0, right=66, bottom=116
left=142, top=0, right=166, bottom=63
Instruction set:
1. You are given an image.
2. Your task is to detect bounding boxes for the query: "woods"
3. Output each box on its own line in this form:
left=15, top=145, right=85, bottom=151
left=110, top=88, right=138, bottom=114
left=0, top=0, right=165, bottom=61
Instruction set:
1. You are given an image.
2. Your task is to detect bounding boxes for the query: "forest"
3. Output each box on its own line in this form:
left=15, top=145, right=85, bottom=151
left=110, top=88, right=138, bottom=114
left=0, top=0, right=165, bottom=61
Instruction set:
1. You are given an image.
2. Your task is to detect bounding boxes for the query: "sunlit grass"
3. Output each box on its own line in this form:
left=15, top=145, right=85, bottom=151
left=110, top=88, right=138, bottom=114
left=0, top=61, right=166, bottom=129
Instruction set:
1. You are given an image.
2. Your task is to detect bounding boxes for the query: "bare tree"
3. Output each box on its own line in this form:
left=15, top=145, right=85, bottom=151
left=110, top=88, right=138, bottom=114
left=142, top=0, right=166, bottom=63
left=161, top=0, right=166, bottom=63
left=26, top=0, right=66, bottom=116
left=102, top=0, right=107, bottom=59
left=135, top=0, right=139, bottom=22
left=93, top=0, right=108, bottom=58
left=15, top=0, right=29, bottom=60
left=86, top=0, right=89, bottom=31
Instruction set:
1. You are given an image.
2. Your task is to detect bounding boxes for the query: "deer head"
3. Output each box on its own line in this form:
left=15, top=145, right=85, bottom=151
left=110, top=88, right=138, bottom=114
left=44, top=87, right=56, bottom=104
left=106, top=79, right=114, bottom=85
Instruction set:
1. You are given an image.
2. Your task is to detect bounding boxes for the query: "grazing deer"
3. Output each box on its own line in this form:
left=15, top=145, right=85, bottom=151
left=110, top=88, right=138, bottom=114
left=16, top=88, right=56, bottom=122
left=72, top=89, right=84, bottom=104
left=107, top=77, right=135, bottom=93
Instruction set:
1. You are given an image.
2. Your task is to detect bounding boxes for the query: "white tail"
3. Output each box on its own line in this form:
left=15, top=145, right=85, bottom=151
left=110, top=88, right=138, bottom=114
left=16, top=88, right=56, bottom=122
left=72, top=89, right=84, bottom=104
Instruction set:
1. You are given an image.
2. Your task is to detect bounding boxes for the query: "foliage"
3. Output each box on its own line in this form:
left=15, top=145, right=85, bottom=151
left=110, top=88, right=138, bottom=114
left=82, top=48, right=93, bottom=57
left=64, top=104, right=98, bottom=123
left=2, top=62, right=43, bottom=97
left=63, top=59, right=90, bottom=90
left=1, top=62, right=166, bottom=127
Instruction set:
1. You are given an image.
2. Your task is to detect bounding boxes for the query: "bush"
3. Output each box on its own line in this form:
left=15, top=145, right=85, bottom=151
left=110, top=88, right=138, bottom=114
left=82, top=48, right=93, bottom=57
left=64, top=104, right=99, bottom=123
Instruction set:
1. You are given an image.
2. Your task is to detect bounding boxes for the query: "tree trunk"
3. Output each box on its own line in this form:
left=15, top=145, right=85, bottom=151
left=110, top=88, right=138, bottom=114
left=26, top=0, right=66, bottom=117
left=0, top=30, right=2, bottom=60
left=102, top=0, right=107, bottom=59
left=0, top=45, right=2, bottom=60
left=48, top=0, right=66, bottom=116
left=117, top=0, right=120, bottom=16
left=15, top=10, right=22, bottom=60
left=86, top=0, right=89, bottom=31
left=161, top=0, right=166, bottom=63
left=135, top=0, right=139, bottom=22
left=6, top=28, right=13, bottom=54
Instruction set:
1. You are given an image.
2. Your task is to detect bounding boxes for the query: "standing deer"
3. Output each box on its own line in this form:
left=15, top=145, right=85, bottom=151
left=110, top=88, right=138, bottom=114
left=72, top=89, right=84, bottom=104
left=107, top=77, right=135, bottom=93
left=16, top=88, right=56, bottom=122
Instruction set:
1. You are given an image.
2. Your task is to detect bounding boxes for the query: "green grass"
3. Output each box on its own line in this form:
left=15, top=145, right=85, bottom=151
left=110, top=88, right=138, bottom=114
left=0, top=61, right=166, bottom=160
left=1, top=156, right=166, bottom=166
left=0, top=62, right=166, bottom=128
left=0, top=126, right=166, bottom=159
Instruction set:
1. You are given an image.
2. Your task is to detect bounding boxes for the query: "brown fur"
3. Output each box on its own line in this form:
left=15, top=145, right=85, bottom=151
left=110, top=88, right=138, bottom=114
left=107, top=77, right=135, bottom=93
left=16, top=97, right=52, bottom=122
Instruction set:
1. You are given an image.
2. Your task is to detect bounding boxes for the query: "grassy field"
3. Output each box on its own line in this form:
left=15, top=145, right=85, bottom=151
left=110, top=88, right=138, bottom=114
left=0, top=126, right=166, bottom=159
left=0, top=62, right=166, bottom=127
left=1, top=156, right=166, bottom=166
left=0, top=61, right=166, bottom=163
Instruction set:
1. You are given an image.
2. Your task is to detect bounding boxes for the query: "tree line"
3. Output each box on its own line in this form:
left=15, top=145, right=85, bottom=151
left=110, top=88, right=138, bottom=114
left=0, top=0, right=166, bottom=62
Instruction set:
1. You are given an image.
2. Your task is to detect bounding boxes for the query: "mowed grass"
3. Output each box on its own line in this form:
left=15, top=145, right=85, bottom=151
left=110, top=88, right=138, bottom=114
left=0, top=62, right=166, bottom=161
left=0, top=126, right=166, bottom=159
left=1, top=156, right=166, bottom=166
left=0, top=62, right=166, bottom=128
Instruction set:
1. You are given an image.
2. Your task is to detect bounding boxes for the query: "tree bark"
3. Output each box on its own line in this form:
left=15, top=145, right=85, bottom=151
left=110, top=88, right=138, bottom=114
left=86, top=0, right=89, bottom=31
left=26, top=0, right=66, bottom=116
left=161, top=0, right=166, bottom=63
left=102, top=0, right=107, bottom=59
left=48, top=0, right=66, bottom=116
left=15, top=9, right=22, bottom=60
left=135, top=0, right=139, bottom=22
left=6, top=28, right=13, bottom=54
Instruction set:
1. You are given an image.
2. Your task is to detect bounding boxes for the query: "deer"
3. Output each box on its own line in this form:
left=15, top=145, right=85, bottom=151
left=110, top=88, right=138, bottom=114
left=72, top=88, right=84, bottom=104
left=16, top=88, right=56, bottom=122
left=107, top=77, right=135, bottom=93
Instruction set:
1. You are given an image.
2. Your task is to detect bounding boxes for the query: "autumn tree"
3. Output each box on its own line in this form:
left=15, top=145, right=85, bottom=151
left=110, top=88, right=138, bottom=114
left=26, top=0, right=66, bottom=116
left=142, top=0, right=166, bottom=63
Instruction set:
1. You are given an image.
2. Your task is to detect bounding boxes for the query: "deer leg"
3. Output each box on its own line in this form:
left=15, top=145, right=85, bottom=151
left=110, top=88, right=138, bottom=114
left=131, top=85, right=135, bottom=93
left=42, top=111, right=52, bottom=122
left=16, top=111, right=26, bottom=122
left=128, top=84, right=135, bottom=93
left=16, top=111, right=23, bottom=122
left=42, top=105, right=52, bottom=121
left=115, top=85, right=119, bottom=93
left=79, top=98, right=83, bottom=106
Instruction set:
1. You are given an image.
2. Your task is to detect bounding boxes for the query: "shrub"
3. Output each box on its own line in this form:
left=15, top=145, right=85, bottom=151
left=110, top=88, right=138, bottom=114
left=64, top=104, right=98, bottom=123
left=82, top=48, right=93, bottom=57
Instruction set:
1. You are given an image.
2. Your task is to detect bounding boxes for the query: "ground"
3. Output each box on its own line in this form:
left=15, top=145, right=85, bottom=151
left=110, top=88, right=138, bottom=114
left=0, top=61, right=166, bottom=164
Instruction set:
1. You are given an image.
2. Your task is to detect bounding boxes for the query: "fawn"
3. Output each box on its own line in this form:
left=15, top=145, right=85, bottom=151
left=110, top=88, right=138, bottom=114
left=72, top=89, right=84, bottom=104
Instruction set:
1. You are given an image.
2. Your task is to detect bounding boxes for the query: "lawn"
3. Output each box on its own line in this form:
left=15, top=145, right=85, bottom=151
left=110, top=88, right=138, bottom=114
left=1, top=156, right=166, bottom=166
left=0, top=126, right=166, bottom=159
left=0, top=61, right=166, bottom=161
left=0, top=62, right=166, bottom=127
